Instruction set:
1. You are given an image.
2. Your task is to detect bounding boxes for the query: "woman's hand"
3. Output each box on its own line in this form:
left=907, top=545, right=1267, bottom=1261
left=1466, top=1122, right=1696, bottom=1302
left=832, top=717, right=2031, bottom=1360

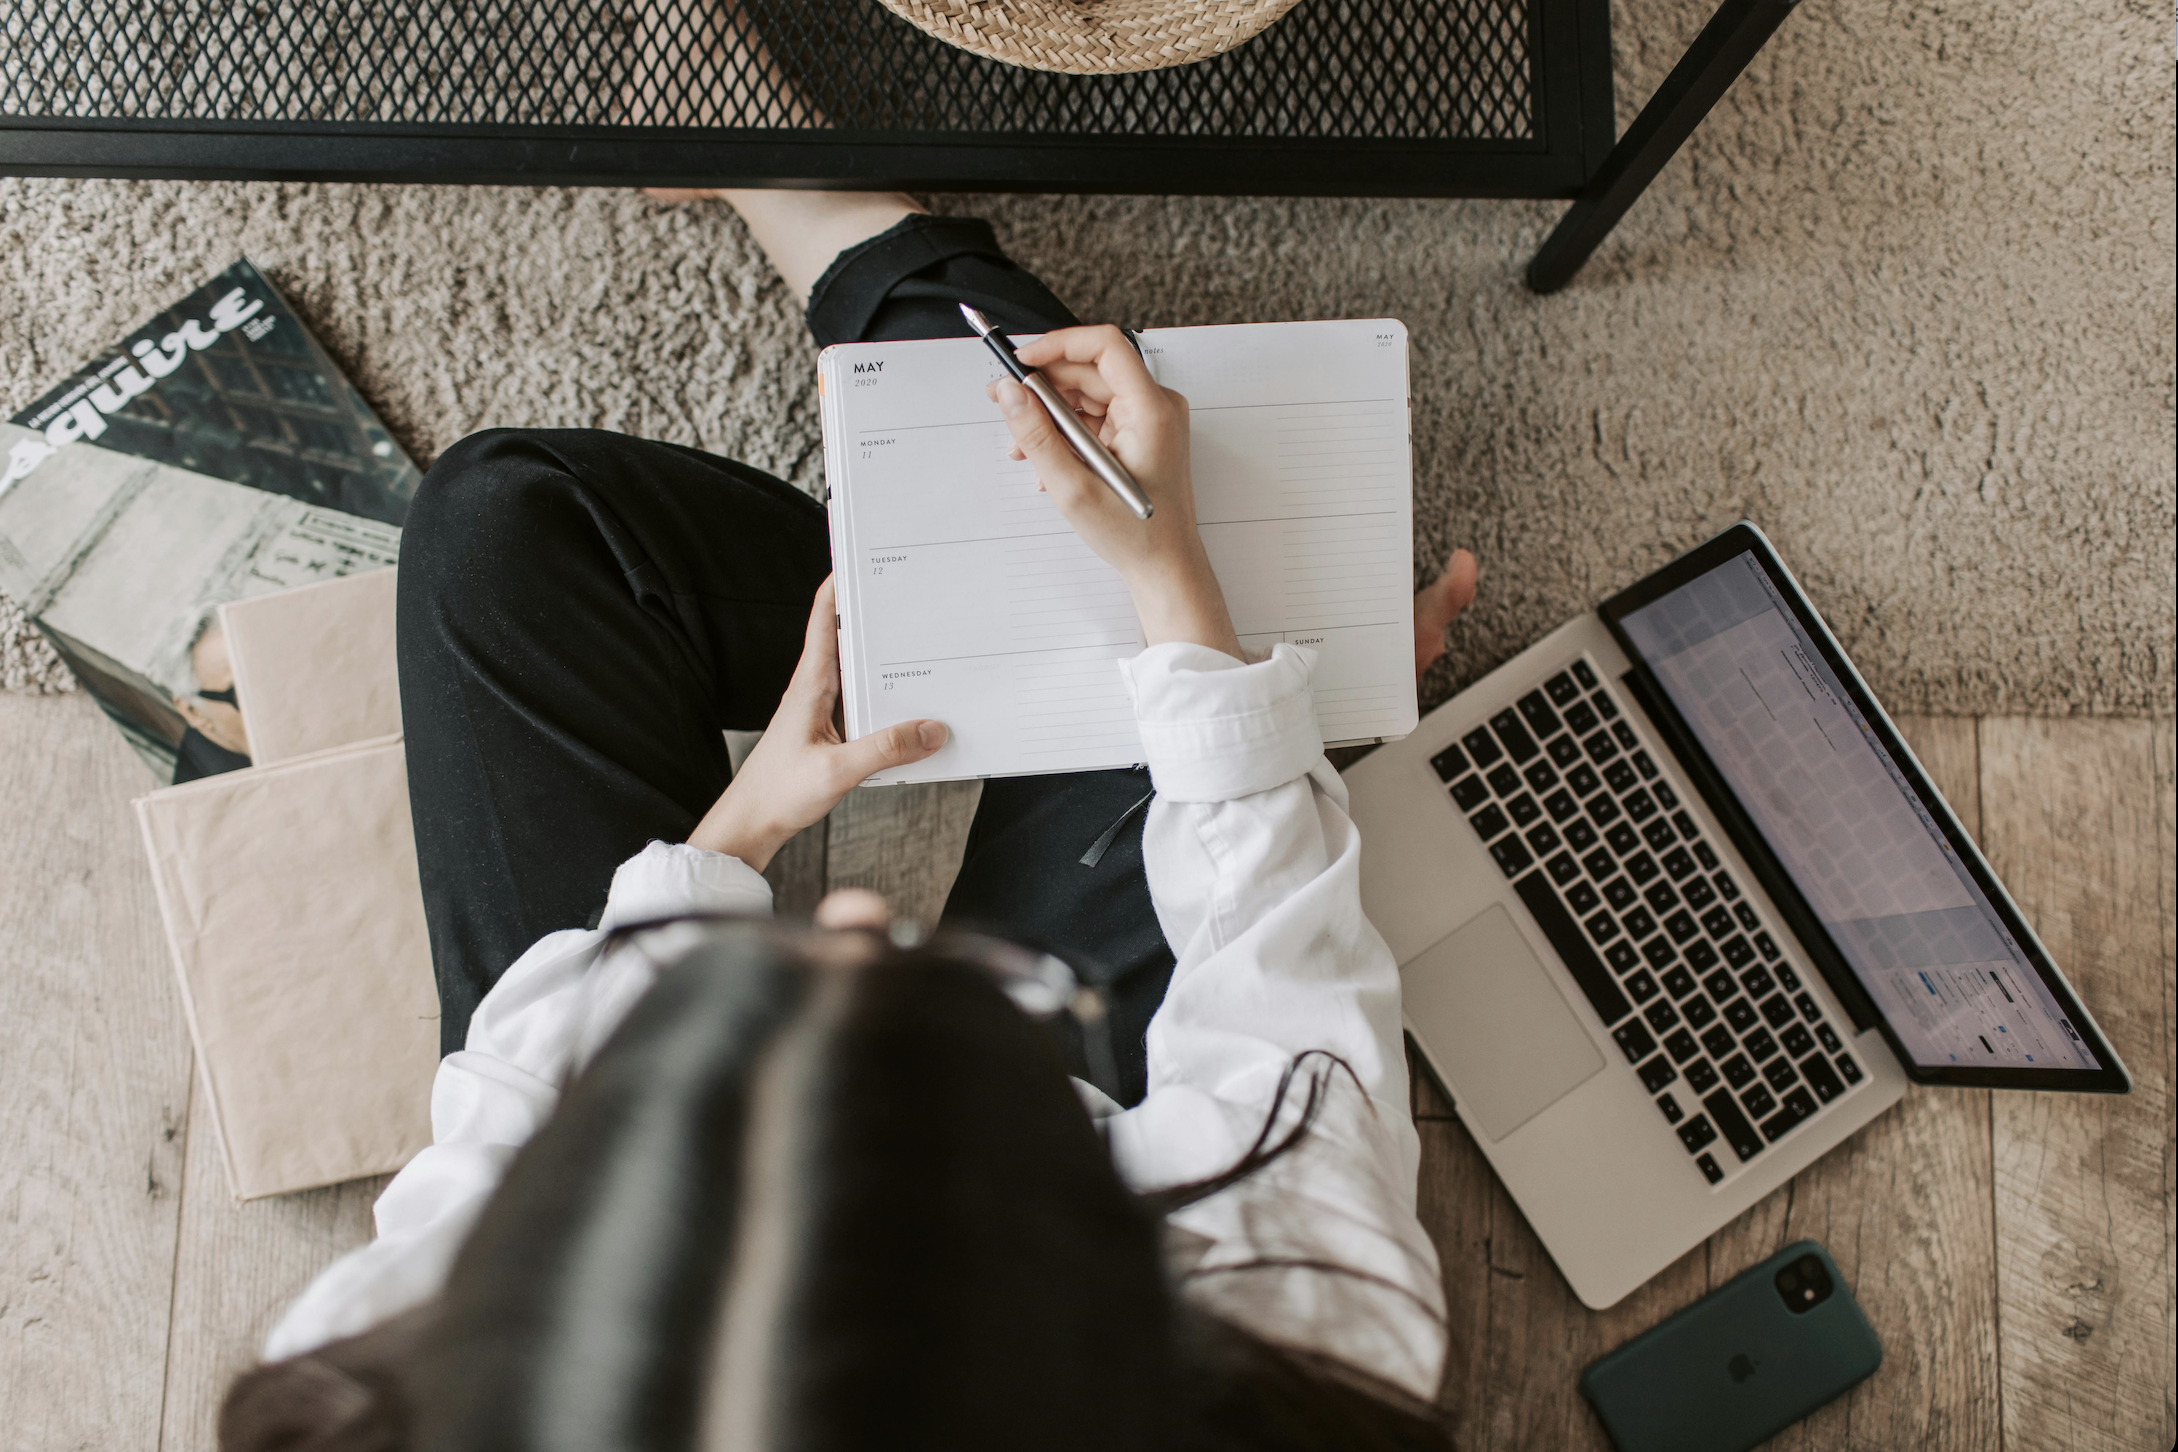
left=1414, top=548, right=1479, bottom=678
left=989, top=326, right=1240, bottom=658
left=687, top=577, right=946, bottom=871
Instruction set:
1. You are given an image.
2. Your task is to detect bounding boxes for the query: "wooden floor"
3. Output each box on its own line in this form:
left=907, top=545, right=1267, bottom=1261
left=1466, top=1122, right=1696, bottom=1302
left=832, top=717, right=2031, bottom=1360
left=1, top=693, right=2170, bottom=1450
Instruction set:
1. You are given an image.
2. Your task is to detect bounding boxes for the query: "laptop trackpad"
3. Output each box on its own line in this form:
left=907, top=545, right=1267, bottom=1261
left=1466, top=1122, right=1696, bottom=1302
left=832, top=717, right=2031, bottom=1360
left=1403, top=904, right=1605, bottom=1142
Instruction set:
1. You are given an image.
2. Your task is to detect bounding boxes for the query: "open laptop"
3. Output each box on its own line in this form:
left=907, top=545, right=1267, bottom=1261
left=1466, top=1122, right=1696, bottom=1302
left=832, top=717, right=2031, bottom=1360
left=1346, top=522, right=2131, bottom=1309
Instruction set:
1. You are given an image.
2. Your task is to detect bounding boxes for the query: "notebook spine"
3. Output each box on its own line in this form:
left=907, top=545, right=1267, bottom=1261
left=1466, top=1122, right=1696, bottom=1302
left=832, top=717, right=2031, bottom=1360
left=816, top=350, right=866, bottom=746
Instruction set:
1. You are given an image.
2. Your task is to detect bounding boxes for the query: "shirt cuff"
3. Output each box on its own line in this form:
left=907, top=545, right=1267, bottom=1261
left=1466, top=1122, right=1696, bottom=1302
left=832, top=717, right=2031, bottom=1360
left=598, top=840, right=775, bottom=928
left=1117, top=641, right=1323, bottom=803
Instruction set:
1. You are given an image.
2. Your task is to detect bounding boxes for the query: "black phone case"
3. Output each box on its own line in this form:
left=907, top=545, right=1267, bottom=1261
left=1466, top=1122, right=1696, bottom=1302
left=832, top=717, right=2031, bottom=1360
left=1580, top=1241, right=1882, bottom=1452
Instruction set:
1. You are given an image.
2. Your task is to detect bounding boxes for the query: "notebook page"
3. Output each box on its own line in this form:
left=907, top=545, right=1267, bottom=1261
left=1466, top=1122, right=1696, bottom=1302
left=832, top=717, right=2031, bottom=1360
left=824, top=320, right=1413, bottom=785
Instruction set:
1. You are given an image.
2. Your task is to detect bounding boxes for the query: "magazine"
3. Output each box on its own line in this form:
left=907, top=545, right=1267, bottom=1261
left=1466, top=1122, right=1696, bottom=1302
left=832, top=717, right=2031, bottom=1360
left=0, top=259, right=420, bottom=781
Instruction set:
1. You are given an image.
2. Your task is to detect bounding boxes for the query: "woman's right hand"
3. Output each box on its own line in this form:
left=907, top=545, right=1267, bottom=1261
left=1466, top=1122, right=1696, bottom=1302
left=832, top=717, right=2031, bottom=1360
left=989, top=326, right=1241, bottom=658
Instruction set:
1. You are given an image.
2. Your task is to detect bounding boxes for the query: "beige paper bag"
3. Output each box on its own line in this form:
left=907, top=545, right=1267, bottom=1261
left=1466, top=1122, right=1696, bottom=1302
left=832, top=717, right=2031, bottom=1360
left=222, top=567, right=400, bottom=766
left=136, top=736, right=438, bottom=1200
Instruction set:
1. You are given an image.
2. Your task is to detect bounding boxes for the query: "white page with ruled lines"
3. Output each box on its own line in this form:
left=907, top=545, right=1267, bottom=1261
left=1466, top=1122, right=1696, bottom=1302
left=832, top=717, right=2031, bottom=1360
left=820, top=319, right=1414, bottom=785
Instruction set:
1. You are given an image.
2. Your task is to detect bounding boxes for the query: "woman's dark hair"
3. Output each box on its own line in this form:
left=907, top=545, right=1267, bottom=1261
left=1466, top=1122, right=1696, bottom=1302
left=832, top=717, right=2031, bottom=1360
left=220, top=921, right=1452, bottom=1452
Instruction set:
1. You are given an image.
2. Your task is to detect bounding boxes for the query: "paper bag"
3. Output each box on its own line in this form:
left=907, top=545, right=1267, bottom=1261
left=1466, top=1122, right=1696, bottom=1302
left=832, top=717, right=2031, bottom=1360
left=222, top=567, right=400, bottom=767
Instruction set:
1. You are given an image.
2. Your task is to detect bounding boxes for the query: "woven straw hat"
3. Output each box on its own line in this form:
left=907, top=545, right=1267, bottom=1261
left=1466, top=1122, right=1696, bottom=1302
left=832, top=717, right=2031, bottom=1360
left=872, top=0, right=1306, bottom=74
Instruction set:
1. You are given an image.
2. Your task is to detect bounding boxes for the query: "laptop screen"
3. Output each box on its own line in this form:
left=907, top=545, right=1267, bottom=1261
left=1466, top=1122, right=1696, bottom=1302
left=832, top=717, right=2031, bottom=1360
left=1615, top=550, right=2101, bottom=1072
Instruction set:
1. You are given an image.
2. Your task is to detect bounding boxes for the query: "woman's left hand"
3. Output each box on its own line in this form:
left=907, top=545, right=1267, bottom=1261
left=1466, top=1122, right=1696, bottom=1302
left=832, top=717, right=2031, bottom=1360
left=687, top=576, right=947, bottom=872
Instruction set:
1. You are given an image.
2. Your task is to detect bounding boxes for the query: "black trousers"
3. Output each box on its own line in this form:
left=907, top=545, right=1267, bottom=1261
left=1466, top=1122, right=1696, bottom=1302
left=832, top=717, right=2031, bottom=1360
left=397, top=216, right=1176, bottom=1105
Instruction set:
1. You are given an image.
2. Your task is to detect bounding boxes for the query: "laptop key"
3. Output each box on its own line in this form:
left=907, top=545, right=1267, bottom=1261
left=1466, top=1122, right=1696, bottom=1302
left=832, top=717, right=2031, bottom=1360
left=1591, top=689, right=1619, bottom=719
left=1723, top=998, right=1759, bottom=1034
left=1623, top=850, right=1660, bottom=885
left=1429, top=743, right=1470, bottom=782
left=1793, top=992, right=1821, bottom=1022
left=1664, top=910, right=1700, bottom=944
left=1490, top=709, right=1540, bottom=763
left=1525, top=822, right=1561, bottom=857
left=1644, top=880, right=1679, bottom=914
left=1678, top=1115, right=1718, bottom=1154
left=1758, top=993, right=1795, bottom=1029
left=1469, top=804, right=1509, bottom=839
left=1603, top=760, right=1638, bottom=794
left=1580, top=847, right=1615, bottom=880
left=1760, top=1088, right=1818, bottom=1143
left=1682, top=997, right=1717, bottom=1031
left=1740, top=1083, right=1777, bottom=1120
left=1564, top=700, right=1600, bottom=735
left=1588, top=794, right=1622, bottom=828
left=1775, top=962, right=1801, bottom=991
left=1701, top=1026, right=1737, bottom=1061
left=1779, top=1023, right=1816, bottom=1059
left=1800, top=1053, right=1845, bottom=1102
left=1605, top=823, right=1640, bottom=856
left=1517, top=689, right=1562, bottom=740
left=1656, top=1091, right=1684, bottom=1123
left=1623, top=787, right=1657, bottom=822
left=1565, top=819, right=1599, bottom=853
left=1625, top=970, right=1659, bottom=1004
left=1462, top=726, right=1502, bottom=768
left=1612, top=1020, right=1657, bottom=1063
left=1743, top=1027, right=1780, bottom=1063
left=1663, top=1028, right=1700, bottom=1063
left=1612, top=721, right=1638, bottom=750
left=1702, top=1090, right=1765, bottom=1162
left=1700, top=906, right=1736, bottom=938
left=1662, top=847, right=1696, bottom=880
left=1586, top=911, right=1621, bottom=945
left=1450, top=775, right=1491, bottom=810
left=1507, top=793, right=1542, bottom=827
left=1649, top=775, right=1674, bottom=805
left=1713, top=870, right=1740, bottom=901
left=1738, top=962, right=1774, bottom=998
left=1548, top=734, right=1583, bottom=768
left=1816, top=1022, right=1844, bottom=1054
left=1487, top=763, right=1522, bottom=796
left=1685, top=940, right=1721, bottom=972
left=1524, top=760, right=1560, bottom=794
left=1681, top=876, right=1717, bottom=911
left=1605, top=941, right=1642, bottom=974
left=1583, top=729, right=1619, bottom=765
left=1661, top=965, right=1697, bottom=998
left=1572, top=658, right=1599, bottom=689
left=1672, top=810, right=1700, bottom=841
left=1566, top=881, right=1601, bottom=915
left=1702, top=968, right=1738, bottom=1002
left=1565, top=763, right=1601, bottom=796
left=1642, top=818, right=1678, bottom=853
left=1545, top=851, right=1582, bottom=886
left=1637, top=1056, right=1677, bottom=1093
left=1545, top=670, right=1581, bottom=706
left=1696, top=1150, right=1725, bottom=1183
left=1642, top=937, right=1678, bottom=969
left=1621, top=907, right=1657, bottom=941
left=1762, top=1056, right=1799, bottom=1093
left=1734, top=902, right=1760, bottom=933
left=1633, top=750, right=1659, bottom=781
left=1719, top=1053, right=1757, bottom=1089
left=1685, top=1058, right=1720, bottom=1093
left=1694, top=841, right=1720, bottom=871
left=1490, top=836, right=1535, bottom=878
left=1756, top=931, right=1782, bottom=962
left=1835, top=1052, right=1862, bottom=1084
left=1602, top=877, right=1638, bottom=911
left=1512, top=871, right=1632, bottom=1025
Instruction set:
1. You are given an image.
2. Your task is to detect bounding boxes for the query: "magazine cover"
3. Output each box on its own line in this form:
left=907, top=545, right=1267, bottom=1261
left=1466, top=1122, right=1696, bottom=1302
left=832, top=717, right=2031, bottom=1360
left=0, top=259, right=420, bottom=781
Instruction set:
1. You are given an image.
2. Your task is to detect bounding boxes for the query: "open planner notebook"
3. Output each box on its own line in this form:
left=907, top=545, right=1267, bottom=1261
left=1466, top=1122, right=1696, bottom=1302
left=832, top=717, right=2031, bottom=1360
left=821, top=319, right=1416, bottom=785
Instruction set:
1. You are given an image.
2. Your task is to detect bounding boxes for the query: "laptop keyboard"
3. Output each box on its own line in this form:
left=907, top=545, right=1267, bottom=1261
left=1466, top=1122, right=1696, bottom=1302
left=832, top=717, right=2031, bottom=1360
left=1429, top=657, right=1864, bottom=1187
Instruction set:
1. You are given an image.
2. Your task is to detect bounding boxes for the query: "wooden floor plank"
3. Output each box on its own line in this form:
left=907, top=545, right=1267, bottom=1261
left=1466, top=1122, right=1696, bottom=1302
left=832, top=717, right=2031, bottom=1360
left=762, top=820, right=829, bottom=919
left=156, top=1084, right=386, bottom=1452
left=0, top=694, right=192, bottom=1452
left=822, top=780, right=980, bottom=925
left=1715, top=716, right=2002, bottom=1452
left=1981, top=719, right=2175, bottom=1452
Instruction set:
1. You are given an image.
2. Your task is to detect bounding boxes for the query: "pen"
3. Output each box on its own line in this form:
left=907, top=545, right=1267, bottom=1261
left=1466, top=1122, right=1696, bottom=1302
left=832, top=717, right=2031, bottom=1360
left=960, top=304, right=1154, bottom=520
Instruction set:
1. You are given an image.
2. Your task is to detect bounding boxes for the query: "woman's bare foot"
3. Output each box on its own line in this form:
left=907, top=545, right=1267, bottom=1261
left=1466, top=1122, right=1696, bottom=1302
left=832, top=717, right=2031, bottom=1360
left=1415, top=549, right=1478, bottom=678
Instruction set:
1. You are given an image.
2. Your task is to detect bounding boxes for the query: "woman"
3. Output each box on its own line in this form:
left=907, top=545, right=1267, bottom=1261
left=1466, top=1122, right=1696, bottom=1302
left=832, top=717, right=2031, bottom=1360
left=221, top=186, right=1480, bottom=1450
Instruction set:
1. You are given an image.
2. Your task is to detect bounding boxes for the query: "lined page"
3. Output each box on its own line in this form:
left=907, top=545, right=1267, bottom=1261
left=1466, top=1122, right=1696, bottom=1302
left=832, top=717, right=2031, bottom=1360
left=825, top=320, right=1413, bottom=784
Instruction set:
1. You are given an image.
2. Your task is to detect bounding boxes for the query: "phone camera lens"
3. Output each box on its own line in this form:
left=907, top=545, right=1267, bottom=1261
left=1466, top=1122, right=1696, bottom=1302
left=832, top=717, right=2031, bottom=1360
left=1776, top=1253, right=1835, bottom=1314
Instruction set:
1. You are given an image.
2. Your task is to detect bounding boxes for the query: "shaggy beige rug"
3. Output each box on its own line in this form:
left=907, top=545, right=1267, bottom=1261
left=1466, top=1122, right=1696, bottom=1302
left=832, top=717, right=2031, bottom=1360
left=3, top=0, right=2171, bottom=715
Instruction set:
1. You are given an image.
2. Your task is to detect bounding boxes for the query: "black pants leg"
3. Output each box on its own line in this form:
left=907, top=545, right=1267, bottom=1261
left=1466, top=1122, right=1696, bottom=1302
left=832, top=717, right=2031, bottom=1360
left=402, top=214, right=1177, bottom=1103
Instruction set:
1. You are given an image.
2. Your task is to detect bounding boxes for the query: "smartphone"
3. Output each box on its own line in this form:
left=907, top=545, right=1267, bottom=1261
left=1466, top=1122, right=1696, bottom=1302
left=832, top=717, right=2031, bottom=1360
left=1580, top=1241, right=1882, bottom=1452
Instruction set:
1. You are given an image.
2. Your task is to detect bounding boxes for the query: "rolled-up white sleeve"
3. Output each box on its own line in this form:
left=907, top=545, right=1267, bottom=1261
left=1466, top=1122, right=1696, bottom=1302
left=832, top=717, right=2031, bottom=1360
left=262, top=841, right=772, bottom=1360
left=1106, top=641, right=1445, bottom=1400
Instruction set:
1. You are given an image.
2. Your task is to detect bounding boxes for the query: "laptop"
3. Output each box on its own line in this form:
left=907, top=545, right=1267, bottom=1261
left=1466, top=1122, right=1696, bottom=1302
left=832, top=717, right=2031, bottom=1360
left=1346, top=522, right=2131, bottom=1309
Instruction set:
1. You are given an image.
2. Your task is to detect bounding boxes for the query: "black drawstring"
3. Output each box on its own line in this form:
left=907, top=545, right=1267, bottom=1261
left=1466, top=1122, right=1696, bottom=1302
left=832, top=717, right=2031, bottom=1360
left=1079, top=790, right=1155, bottom=867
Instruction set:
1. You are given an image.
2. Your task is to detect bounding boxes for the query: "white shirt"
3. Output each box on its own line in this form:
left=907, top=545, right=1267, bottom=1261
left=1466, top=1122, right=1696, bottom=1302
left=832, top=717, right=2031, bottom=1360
left=266, top=642, right=1447, bottom=1401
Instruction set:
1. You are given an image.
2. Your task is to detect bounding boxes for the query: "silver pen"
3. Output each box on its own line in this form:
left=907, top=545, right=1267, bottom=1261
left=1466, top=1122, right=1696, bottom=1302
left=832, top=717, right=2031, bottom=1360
left=959, top=304, right=1154, bottom=520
